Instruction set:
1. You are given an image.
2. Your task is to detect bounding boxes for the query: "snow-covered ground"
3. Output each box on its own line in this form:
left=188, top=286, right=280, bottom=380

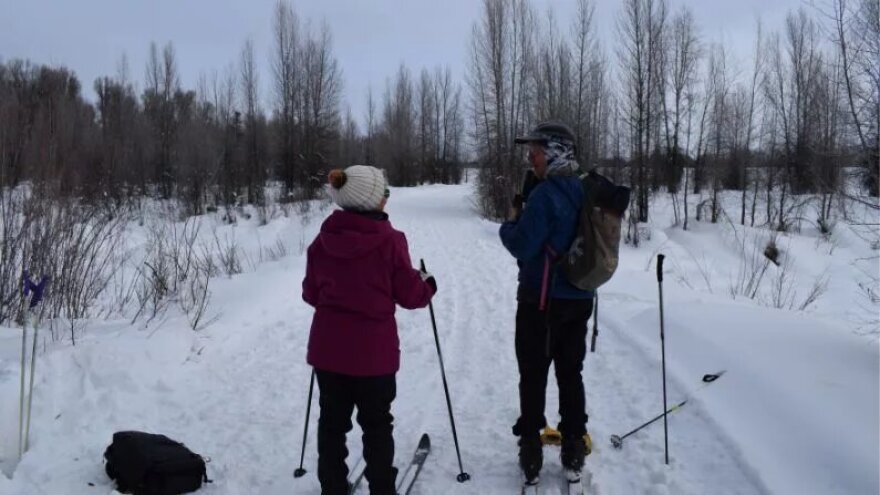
left=0, top=182, right=877, bottom=494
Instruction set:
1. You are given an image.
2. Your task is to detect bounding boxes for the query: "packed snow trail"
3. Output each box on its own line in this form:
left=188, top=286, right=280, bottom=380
left=0, top=183, right=876, bottom=494
left=370, top=185, right=764, bottom=494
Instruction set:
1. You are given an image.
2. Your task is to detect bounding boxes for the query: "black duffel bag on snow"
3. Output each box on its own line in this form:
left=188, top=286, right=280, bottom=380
left=104, top=431, right=211, bottom=495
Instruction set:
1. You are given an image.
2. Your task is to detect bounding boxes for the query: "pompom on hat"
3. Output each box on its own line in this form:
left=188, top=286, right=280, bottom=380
left=327, top=165, right=389, bottom=211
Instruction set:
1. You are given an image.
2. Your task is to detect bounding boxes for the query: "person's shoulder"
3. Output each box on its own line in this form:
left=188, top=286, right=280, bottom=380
left=539, top=176, right=578, bottom=196
left=556, top=174, right=584, bottom=195
left=568, top=175, right=586, bottom=195
left=385, top=223, right=408, bottom=244
left=305, top=234, right=322, bottom=255
left=529, top=180, right=554, bottom=200
left=542, top=176, right=584, bottom=210
left=561, top=174, right=583, bottom=186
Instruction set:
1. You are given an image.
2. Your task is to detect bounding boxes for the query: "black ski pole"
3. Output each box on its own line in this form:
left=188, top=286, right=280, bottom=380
left=19, top=271, right=48, bottom=458
left=612, top=399, right=686, bottom=450
left=610, top=372, right=724, bottom=450
left=420, top=259, right=470, bottom=483
left=589, top=292, right=599, bottom=353
left=657, top=254, right=669, bottom=465
left=293, top=369, right=315, bottom=478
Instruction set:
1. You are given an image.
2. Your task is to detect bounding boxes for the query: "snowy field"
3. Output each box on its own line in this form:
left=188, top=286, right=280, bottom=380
left=0, top=181, right=877, bottom=494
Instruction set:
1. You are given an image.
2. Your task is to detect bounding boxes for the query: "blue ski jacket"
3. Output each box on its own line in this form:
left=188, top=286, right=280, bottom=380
left=499, top=174, right=594, bottom=303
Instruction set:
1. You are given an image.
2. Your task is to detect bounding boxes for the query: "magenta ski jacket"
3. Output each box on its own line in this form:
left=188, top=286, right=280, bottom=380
left=302, top=209, right=436, bottom=376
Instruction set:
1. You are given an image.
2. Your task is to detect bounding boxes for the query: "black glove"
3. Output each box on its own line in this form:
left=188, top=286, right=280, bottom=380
left=420, top=270, right=437, bottom=293
left=509, top=194, right=524, bottom=221
left=512, top=193, right=524, bottom=210
left=520, top=169, right=539, bottom=201
left=510, top=169, right=540, bottom=221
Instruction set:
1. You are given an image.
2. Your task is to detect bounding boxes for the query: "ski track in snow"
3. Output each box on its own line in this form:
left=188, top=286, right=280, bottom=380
left=0, top=182, right=874, bottom=494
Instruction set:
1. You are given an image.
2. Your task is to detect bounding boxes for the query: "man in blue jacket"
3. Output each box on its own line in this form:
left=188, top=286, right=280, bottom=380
left=500, top=121, right=594, bottom=484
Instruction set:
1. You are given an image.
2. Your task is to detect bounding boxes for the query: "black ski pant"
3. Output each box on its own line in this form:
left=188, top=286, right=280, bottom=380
left=315, top=369, right=397, bottom=495
left=513, top=298, right=593, bottom=440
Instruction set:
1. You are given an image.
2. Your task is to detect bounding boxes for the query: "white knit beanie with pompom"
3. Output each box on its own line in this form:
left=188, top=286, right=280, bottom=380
left=327, top=165, right=388, bottom=211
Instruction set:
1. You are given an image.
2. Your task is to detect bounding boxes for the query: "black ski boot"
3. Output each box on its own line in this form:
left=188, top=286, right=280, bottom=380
left=560, top=435, right=586, bottom=472
left=518, top=434, right=543, bottom=483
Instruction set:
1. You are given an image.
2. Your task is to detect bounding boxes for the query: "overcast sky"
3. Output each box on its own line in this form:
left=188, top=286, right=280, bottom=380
left=1, top=0, right=808, bottom=128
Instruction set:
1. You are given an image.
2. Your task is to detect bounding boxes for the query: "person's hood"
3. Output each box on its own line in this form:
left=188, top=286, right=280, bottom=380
left=317, top=209, right=394, bottom=259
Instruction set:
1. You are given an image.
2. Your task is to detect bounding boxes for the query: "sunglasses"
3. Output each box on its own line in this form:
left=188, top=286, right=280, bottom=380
left=384, top=188, right=390, bottom=198
left=526, top=145, right=544, bottom=161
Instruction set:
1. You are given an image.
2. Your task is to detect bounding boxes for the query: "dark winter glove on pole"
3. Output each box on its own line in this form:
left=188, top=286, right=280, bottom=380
left=419, top=268, right=438, bottom=293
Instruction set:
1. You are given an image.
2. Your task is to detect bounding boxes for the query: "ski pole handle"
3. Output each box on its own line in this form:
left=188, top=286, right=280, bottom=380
left=656, top=254, right=665, bottom=283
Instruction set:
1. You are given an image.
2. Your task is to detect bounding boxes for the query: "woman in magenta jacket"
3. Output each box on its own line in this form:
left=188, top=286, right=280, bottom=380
left=302, top=165, right=437, bottom=495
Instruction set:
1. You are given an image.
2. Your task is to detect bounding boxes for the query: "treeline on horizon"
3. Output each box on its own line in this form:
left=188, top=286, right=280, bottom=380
left=0, top=0, right=876, bottom=233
